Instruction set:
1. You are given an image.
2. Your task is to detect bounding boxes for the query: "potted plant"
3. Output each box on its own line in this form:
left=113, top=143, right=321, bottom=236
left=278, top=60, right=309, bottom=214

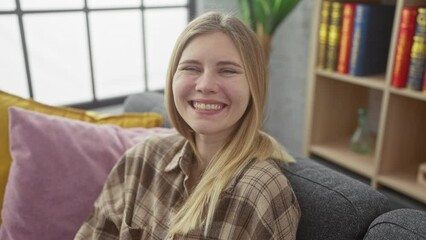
left=238, top=0, right=300, bottom=60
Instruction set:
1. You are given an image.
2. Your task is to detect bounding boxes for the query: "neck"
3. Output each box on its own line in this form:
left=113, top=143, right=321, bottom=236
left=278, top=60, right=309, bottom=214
left=194, top=133, right=228, bottom=168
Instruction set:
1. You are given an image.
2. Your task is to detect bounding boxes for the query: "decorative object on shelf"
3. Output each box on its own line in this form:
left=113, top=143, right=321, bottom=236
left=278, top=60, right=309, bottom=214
left=350, top=107, right=373, bottom=154
left=237, top=0, right=300, bottom=60
left=418, top=162, right=426, bottom=187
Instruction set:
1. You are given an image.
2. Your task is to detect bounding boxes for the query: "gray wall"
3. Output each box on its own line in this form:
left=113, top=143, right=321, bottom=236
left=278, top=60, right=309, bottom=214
left=196, top=0, right=314, bottom=155
left=196, top=0, right=239, bottom=15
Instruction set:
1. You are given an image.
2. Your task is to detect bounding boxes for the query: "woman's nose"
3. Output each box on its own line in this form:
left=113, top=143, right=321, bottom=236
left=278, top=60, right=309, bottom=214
left=195, top=71, right=218, bottom=94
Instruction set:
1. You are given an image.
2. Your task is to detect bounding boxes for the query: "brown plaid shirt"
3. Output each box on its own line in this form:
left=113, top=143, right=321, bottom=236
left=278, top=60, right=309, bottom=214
left=75, top=133, right=300, bottom=240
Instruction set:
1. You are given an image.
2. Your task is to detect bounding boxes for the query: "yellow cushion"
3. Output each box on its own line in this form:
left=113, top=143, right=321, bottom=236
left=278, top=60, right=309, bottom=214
left=0, top=90, right=163, bottom=223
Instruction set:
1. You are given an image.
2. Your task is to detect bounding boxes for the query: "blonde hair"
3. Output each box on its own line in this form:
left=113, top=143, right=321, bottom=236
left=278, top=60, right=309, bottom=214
left=165, top=11, right=294, bottom=236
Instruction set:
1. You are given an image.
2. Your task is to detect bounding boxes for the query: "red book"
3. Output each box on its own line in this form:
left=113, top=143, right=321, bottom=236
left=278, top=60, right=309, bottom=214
left=337, top=3, right=356, bottom=74
left=392, top=7, right=418, bottom=88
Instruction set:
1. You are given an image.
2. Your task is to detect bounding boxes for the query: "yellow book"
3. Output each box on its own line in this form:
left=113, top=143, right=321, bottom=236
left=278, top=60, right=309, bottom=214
left=317, top=1, right=331, bottom=69
left=325, top=2, right=343, bottom=71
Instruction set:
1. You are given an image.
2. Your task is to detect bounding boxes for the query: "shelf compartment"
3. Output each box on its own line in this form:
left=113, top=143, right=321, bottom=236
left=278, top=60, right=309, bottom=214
left=379, top=94, right=426, bottom=173
left=310, top=138, right=375, bottom=178
left=316, top=69, right=386, bottom=90
left=378, top=171, right=426, bottom=203
left=378, top=94, right=426, bottom=203
left=310, top=77, right=382, bottom=146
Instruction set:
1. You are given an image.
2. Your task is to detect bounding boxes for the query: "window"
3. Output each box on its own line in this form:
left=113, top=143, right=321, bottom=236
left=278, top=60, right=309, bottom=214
left=0, top=0, right=195, bottom=107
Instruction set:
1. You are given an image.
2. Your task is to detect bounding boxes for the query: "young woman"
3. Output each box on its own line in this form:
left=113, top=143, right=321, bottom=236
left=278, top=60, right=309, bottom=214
left=75, top=11, right=300, bottom=239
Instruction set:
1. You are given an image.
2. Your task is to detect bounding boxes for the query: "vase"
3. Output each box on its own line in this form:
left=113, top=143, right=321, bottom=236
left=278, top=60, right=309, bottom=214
left=350, top=107, right=373, bottom=154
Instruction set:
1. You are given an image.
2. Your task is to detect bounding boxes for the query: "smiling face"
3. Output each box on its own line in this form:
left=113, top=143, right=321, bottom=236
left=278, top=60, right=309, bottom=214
left=172, top=31, right=250, bottom=142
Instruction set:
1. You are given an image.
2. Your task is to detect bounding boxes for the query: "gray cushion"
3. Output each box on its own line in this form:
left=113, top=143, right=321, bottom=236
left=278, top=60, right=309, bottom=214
left=364, top=208, right=426, bottom=240
left=280, top=157, right=391, bottom=240
left=123, top=92, right=171, bottom=127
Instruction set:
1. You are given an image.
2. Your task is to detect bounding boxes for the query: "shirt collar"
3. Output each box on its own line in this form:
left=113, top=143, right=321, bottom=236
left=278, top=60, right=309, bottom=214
left=164, top=140, right=193, bottom=173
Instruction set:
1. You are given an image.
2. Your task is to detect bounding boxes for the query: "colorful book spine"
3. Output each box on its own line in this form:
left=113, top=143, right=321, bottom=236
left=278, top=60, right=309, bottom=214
left=317, top=1, right=331, bottom=69
left=349, top=4, right=395, bottom=76
left=325, top=2, right=343, bottom=71
left=407, top=8, right=426, bottom=91
left=337, top=3, right=356, bottom=74
left=349, top=4, right=369, bottom=75
left=391, top=7, right=418, bottom=88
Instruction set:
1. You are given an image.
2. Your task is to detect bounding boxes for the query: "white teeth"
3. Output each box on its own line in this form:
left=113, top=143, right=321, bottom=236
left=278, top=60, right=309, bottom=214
left=193, top=102, right=223, bottom=111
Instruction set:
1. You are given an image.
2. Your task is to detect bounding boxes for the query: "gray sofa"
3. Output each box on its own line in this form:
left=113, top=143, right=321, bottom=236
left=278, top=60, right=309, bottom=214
left=124, top=92, right=426, bottom=240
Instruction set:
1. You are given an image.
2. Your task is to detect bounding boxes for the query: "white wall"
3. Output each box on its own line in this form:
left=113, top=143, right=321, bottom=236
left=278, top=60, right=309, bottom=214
left=196, top=0, right=314, bottom=155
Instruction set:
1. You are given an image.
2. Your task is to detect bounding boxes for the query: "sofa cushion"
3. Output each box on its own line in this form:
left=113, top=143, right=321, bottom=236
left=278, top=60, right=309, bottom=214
left=0, top=107, right=174, bottom=240
left=364, top=208, right=426, bottom=240
left=0, top=90, right=163, bottom=223
left=124, top=91, right=170, bottom=127
left=280, top=157, right=391, bottom=240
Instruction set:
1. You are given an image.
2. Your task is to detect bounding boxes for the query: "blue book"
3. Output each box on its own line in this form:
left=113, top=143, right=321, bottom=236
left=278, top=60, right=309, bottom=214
left=349, top=4, right=395, bottom=76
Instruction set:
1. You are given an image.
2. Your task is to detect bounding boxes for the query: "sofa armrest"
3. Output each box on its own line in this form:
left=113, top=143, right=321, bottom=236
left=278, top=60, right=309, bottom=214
left=364, top=208, right=426, bottom=240
left=280, top=157, right=391, bottom=240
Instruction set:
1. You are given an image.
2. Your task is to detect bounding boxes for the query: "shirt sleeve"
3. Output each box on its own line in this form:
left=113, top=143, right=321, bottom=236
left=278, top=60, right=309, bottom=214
left=74, top=154, right=127, bottom=240
left=212, top=161, right=301, bottom=240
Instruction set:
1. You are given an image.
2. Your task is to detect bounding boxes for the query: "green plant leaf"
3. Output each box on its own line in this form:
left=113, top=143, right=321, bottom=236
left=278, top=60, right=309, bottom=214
left=254, top=0, right=270, bottom=34
left=237, top=0, right=300, bottom=56
left=238, top=0, right=249, bottom=23
left=238, top=0, right=254, bottom=29
left=270, top=0, right=299, bottom=34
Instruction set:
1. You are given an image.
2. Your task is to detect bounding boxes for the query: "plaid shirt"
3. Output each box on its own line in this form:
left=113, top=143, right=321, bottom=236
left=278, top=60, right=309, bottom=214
left=75, top=133, right=300, bottom=240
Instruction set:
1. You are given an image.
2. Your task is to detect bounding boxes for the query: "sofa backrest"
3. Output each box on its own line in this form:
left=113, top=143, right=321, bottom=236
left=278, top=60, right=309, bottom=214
left=123, top=92, right=392, bottom=239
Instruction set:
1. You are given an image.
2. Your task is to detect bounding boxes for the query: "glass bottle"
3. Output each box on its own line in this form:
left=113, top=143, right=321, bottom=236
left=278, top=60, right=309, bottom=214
left=350, top=107, right=373, bottom=154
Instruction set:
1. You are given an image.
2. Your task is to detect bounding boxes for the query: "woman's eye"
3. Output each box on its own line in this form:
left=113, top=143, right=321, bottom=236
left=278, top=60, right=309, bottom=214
left=181, top=66, right=199, bottom=72
left=221, top=69, right=238, bottom=75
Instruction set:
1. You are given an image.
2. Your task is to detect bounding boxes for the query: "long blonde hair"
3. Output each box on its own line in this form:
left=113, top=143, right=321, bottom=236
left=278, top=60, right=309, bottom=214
left=165, top=11, right=294, bottom=236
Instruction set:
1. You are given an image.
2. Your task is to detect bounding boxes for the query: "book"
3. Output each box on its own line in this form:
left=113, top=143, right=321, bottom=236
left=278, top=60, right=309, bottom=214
left=407, top=8, right=426, bottom=91
left=325, top=2, right=343, bottom=71
left=337, top=3, right=356, bottom=74
left=391, top=7, right=418, bottom=88
left=406, top=36, right=426, bottom=90
left=317, top=1, right=332, bottom=69
left=422, top=65, right=426, bottom=93
left=349, top=4, right=395, bottom=76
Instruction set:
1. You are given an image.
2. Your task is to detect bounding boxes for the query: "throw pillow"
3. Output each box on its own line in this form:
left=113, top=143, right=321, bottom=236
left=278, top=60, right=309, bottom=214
left=0, top=90, right=163, bottom=223
left=0, top=107, right=174, bottom=240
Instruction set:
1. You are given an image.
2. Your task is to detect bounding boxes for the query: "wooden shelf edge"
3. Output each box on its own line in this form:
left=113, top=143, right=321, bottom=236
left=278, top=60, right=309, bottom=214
left=378, top=174, right=426, bottom=203
left=390, top=88, right=426, bottom=102
left=316, top=69, right=386, bottom=90
left=309, top=141, right=375, bottom=178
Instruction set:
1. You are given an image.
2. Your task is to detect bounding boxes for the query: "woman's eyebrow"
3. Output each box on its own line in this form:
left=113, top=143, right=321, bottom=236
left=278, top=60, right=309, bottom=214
left=178, top=59, right=243, bottom=69
left=217, top=60, right=243, bottom=68
left=178, top=59, right=201, bottom=65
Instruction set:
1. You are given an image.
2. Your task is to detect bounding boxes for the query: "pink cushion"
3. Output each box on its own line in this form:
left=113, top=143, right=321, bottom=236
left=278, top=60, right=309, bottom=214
left=0, top=107, right=174, bottom=240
